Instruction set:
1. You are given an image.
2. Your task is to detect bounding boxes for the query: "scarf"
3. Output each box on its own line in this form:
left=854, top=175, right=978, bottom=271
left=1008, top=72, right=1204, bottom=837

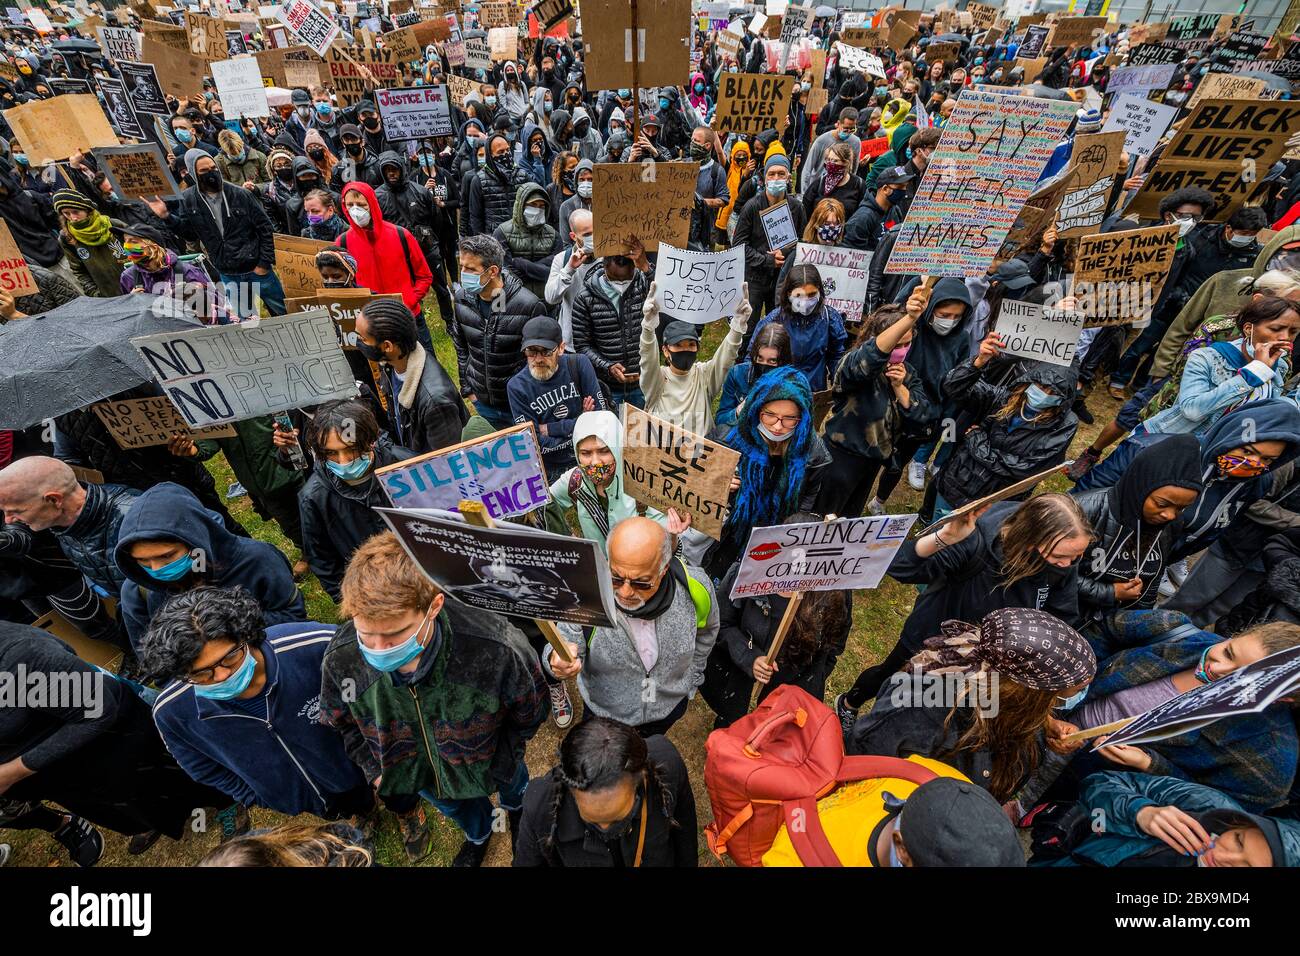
left=67, top=210, right=112, bottom=247
left=910, top=609, right=1096, bottom=692
left=620, top=558, right=683, bottom=621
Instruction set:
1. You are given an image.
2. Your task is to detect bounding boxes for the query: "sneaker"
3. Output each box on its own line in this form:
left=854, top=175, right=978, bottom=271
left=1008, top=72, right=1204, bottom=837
left=225, top=481, right=247, bottom=500
left=1167, top=558, right=1189, bottom=588
left=127, top=830, right=162, bottom=856
left=397, top=804, right=432, bottom=863
left=1157, top=571, right=1177, bottom=601
left=1107, top=384, right=1127, bottom=401
left=451, top=836, right=490, bottom=867
left=1065, top=448, right=1100, bottom=481
left=866, top=497, right=885, bottom=516
left=53, top=815, right=104, bottom=867
left=348, top=804, right=383, bottom=845
left=217, top=803, right=251, bottom=843
left=834, top=693, right=858, bottom=738
left=906, top=460, right=926, bottom=490
left=549, top=681, right=574, bottom=729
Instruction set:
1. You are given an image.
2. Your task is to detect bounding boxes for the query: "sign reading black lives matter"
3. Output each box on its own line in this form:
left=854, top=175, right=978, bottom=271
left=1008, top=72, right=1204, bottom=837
left=376, top=508, right=617, bottom=628
left=130, top=309, right=357, bottom=427
left=730, top=514, right=917, bottom=600
left=1095, top=645, right=1300, bottom=750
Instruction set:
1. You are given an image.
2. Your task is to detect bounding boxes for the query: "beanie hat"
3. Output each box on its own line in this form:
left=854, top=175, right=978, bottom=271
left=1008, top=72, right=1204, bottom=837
left=764, top=153, right=791, bottom=173
left=52, top=188, right=95, bottom=213
left=1076, top=107, right=1102, bottom=133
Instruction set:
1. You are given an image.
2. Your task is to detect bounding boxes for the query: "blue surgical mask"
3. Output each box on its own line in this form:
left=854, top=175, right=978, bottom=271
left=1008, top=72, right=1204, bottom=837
left=144, top=552, right=193, bottom=582
left=461, top=271, right=483, bottom=293
left=326, top=453, right=372, bottom=480
left=544, top=100, right=553, bottom=113
left=757, top=422, right=795, bottom=443
left=357, top=607, right=434, bottom=672
left=1056, top=687, right=1088, bottom=710
left=175, top=129, right=193, bottom=143
left=618, top=88, right=631, bottom=98
left=1024, top=384, right=1062, bottom=411
left=766, top=179, right=787, bottom=196
left=315, top=101, right=332, bottom=116
left=659, top=96, right=670, bottom=110
left=193, top=646, right=257, bottom=700
left=485, top=95, right=497, bottom=106
left=836, top=129, right=851, bottom=141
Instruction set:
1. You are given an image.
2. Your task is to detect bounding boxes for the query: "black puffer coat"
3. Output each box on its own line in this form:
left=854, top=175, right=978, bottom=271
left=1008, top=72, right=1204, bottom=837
left=49, top=481, right=139, bottom=595
left=570, top=266, right=650, bottom=386
left=448, top=270, right=547, bottom=409
left=464, top=156, right=531, bottom=236
left=374, top=151, right=443, bottom=271
left=935, top=358, right=1078, bottom=508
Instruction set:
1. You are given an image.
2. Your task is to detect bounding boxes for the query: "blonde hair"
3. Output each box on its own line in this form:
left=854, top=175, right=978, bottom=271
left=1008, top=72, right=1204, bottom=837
left=802, top=197, right=846, bottom=242
left=1238, top=620, right=1300, bottom=654
left=339, top=531, right=437, bottom=620
left=998, top=493, right=1092, bottom=588
left=198, top=824, right=373, bottom=867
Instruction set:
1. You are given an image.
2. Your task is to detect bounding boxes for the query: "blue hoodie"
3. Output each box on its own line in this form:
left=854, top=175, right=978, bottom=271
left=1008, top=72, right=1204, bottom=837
left=151, top=622, right=366, bottom=815
left=1075, top=399, right=1300, bottom=559
left=114, top=482, right=305, bottom=650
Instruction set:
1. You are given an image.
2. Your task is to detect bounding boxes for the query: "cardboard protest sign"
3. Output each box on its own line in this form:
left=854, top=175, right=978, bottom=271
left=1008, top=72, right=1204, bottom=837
left=653, top=244, right=744, bottom=325
left=1106, top=62, right=1177, bottom=95
left=924, top=40, right=960, bottom=62
left=141, top=37, right=211, bottom=100
left=591, top=161, right=697, bottom=257
left=993, top=299, right=1085, bottom=366
left=712, top=72, right=794, bottom=135
left=274, top=233, right=333, bottom=298
left=835, top=42, right=886, bottom=76
left=965, top=1, right=999, bottom=30
left=327, top=46, right=398, bottom=104
left=715, top=20, right=742, bottom=59
left=887, top=16, right=917, bottom=52
left=534, top=0, right=572, bottom=31
left=885, top=90, right=1076, bottom=278
left=1101, top=93, right=1178, bottom=157
left=130, top=309, right=357, bottom=427
left=793, top=243, right=871, bottom=323
left=278, top=0, right=341, bottom=56
left=0, top=219, right=34, bottom=296
left=1075, top=223, right=1180, bottom=327
left=1092, top=645, right=1300, bottom=750
left=581, top=0, right=690, bottom=92
left=373, top=85, right=452, bottom=140
left=487, top=26, right=516, bottom=61
left=1126, top=41, right=1182, bottom=66
left=464, top=34, right=490, bottom=71
left=4, top=94, right=120, bottom=166
left=447, top=72, right=475, bottom=109
left=33, top=608, right=123, bottom=674
left=1131, top=99, right=1300, bottom=221
left=186, top=10, right=226, bottom=56
left=1055, top=174, right=1112, bottom=238
left=376, top=422, right=549, bottom=518
left=210, top=56, right=270, bottom=118
left=918, top=461, right=1074, bottom=537
left=90, top=396, right=236, bottom=449
left=255, top=45, right=324, bottom=87
left=621, top=404, right=740, bottom=540
left=94, top=143, right=180, bottom=200
left=98, top=24, right=141, bottom=61
left=478, top=0, right=515, bottom=28
left=285, top=288, right=405, bottom=348
left=730, top=514, right=917, bottom=599
left=1019, top=23, right=1049, bottom=58
left=1012, top=56, right=1048, bottom=83
left=1045, top=15, right=1106, bottom=48
left=1184, top=72, right=1266, bottom=113
left=376, top=507, right=617, bottom=628
left=140, top=18, right=192, bottom=53
left=778, top=3, right=812, bottom=67
left=379, top=23, right=425, bottom=62
left=1067, top=129, right=1125, bottom=183
left=759, top=202, right=798, bottom=252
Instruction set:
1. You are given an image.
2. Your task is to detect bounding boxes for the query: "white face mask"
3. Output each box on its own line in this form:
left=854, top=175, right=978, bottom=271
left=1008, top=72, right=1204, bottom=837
left=577, top=181, right=593, bottom=199
left=523, top=206, right=547, bottom=226
left=348, top=205, right=371, bottom=227
left=1226, top=232, right=1255, bottom=248
left=789, top=292, right=820, bottom=315
left=607, top=277, right=632, bottom=294
left=296, top=106, right=311, bottom=120
left=1172, top=214, right=1197, bottom=237
left=581, top=234, right=594, bottom=254
left=931, top=316, right=960, bottom=335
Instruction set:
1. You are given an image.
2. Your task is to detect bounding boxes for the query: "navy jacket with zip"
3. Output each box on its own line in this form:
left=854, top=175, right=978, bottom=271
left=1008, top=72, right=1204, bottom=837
left=151, top=622, right=365, bottom=815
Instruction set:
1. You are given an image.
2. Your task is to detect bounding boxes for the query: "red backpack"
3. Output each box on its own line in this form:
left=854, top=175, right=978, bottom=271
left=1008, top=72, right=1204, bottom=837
left=704, top=684, right=939, bottom=867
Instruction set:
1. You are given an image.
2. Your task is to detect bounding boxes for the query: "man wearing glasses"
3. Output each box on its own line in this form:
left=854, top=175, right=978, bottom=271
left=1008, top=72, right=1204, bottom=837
left=145, top=587, right=373, bottom=832
left=547, top=516, right=718, bottom=738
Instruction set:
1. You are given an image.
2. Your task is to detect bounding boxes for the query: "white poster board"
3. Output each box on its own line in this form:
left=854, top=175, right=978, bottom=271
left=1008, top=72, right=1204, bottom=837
left=1101, top=92, right=1178, bottom=156
left=373, top=85, right=453, bottom=140
left=759, top=202, right=798, bottom=251
left=994, top=298, right=1086, bottom=367
left=792, top=243, right=871, bottom=323
left=653, top=243, right=745, bottom=325
left=209, top=57, right=270, bottom=118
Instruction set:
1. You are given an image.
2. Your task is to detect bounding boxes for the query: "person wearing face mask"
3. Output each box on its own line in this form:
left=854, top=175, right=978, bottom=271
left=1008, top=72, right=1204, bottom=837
left=215, top=129, right=267, bottom=188
left=322, top=531, right=548, bottom=866
left=373, top=151, right=453, bottom=320
left=306, top=85, right=342, bottom=151
left=654, top=86, right=696, bottom=159
left=685, top=70, right=713, bottom=125
left=545, top=208, right=596, bottom=346
left=548, top=516, right=719, bottom=737
left=622, top=112, right=677, bottom=162
left=516, top=121, right=555, bottom=187
left=284, top=88, right=315, bottom=149
left=557, top=157, right=594, bottom=231
left=298, top=189, right=349, bottom=242
left=800, top=143, right=864, bottom=222
left=513, top=716, right=697, bottom=867
left=464, top=132, right=531, bottom=235
left=302, top=128, right=338, bottom=183
left=328, top=123, right=385, bottom=191
left=254, top=146, right=298, bottom=233
left=119, top=222, right=231, bottom=321
left=802, top=107, right=862, bottom=188
left=688, top=127, right=728, bottom=250
left=143, top=586, right=374, bottom=830
left=749, top=264, right=846, bottom=391
left=571, top=239, right=654, bottom=409
left=52, top=189, right=127, bottom=297
left=453, top=116, right=490, bottom=182
left=568, top=106, right=604, bottom=161
left=546, top=150, right=580, bottom=228
left=147, top=150, right=285, bottom=316
left=492, top=181, right=561, bottom=300
left=498, top=62, right=531, bottom=120
left=0, top=160, right=65, bottom=278
left=714, top=139, right=750, bottom=245
left=716, top=322, right=793, bottom=429
left=297, top=399, right=413, bottom=602
left=733, top=152, right=807, bottom=320
left=845, top=163, right=913, bottom=251
left=352, top=100, right=384, bottom=154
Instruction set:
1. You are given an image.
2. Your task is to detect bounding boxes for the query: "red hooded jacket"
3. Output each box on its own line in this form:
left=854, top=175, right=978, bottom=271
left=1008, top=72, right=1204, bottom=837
left=336, top=181, right=433, bottom=312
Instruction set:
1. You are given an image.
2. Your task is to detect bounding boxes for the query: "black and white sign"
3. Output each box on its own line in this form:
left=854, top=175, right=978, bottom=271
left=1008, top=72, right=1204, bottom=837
left=994, top=299, right=1086, bottom=367
left=95, top=75, right=145, bottom=140
left=48, top=78, right=94, bottom=95
left=97, top=25, right=141, bottom=63
left=759, top=201, right=798, bottom=252
left=117, top=60, right=170, bottom=116
left=1019, top=24, right=1049, bottom=59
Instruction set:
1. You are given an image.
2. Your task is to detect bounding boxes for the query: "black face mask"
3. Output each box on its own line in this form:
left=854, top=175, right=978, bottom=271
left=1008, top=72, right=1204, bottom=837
left=344, top=141, right=363, bottom=157
left=307, top=147, right=326, bottom=161
left=356, top=341, right=384, bottom=363
left=322, top=279, right=350, bottom=288
left=668, top=349, right=697, bottom=371
left=275, top=168, right=294, bottom=184
left=361, top=116, right=380, bottom=131
left=197, top=169, right=222, bottom=192
left=297, top=178, right=319, bottom=194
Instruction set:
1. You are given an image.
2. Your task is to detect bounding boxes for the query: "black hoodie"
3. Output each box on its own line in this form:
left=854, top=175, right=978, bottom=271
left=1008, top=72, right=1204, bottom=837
left=0, top=162, right=60, bottom=265
left=373, top=149, right=441, bottom=267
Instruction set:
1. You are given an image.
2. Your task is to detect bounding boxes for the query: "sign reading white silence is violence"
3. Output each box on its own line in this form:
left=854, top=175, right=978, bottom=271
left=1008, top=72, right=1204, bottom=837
left=375, top=423, right=549, bottom=520
left=730, top=514, right=918, bottom=600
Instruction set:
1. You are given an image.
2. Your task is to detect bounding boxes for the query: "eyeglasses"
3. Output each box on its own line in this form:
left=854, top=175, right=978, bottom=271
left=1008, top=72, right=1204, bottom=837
left=610, top=572, right=660, bottom=591
left=759, top=410, right=802, bottom=428
left=524, top=346, right=557, bottom=358
left=184, top=641, right=248, bottom=684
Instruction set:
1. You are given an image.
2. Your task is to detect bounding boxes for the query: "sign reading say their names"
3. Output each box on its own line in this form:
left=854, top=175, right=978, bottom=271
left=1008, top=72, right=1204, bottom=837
left=730, top=514, right=918, bottom=599
left=793, top=243, right=871, bottom=323
left=373, top=85, right=453, bottom=139
left=712, top=72, right=795, bottom=134
left=130, top=309, right=357, bottom=427
left=621, top=404, right=741, bottom=540
left=91, top=396, right=236, bottom=449
left=653, top=243, right=745, bottom=325
left=375, top=422, right=550, bottom=519
left=994, top=299, right=1085, bottom=366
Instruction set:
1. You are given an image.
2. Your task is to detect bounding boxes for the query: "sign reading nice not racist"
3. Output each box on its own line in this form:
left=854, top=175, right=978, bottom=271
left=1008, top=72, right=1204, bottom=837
left=653, top=243, right=744, bottom=325
left=375, top=423, right=550, bottom=520
left=130, top=310, right=357, bottom=427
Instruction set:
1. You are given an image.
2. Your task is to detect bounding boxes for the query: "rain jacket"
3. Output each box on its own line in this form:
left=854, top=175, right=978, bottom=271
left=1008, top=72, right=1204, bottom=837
left=336, top=181, right=433, bottom=314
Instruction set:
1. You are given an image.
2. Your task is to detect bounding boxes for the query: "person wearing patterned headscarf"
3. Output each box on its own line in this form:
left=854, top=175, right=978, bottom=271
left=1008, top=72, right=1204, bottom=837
left=849, top=607, right=1096, bottom=805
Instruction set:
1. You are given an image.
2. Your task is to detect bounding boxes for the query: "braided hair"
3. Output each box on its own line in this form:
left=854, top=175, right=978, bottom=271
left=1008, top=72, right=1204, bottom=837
left=541, top=717, right=680, bottom=863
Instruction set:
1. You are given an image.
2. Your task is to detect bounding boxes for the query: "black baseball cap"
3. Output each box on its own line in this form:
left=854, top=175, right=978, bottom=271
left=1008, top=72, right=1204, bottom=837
left=521, top=316, right=562, bottom=351
left=898, top=777, right=1025, bottom=867
left=878, top=165, right=916, bottom=187
left=662, top=320, right=701, bottom=347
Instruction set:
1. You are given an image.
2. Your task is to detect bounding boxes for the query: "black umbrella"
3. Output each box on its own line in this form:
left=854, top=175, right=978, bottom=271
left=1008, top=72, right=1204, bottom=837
left=0, top=294, right=202, bottom=430
left=933, top=33, right=968, bottom=44
left=51, top=38, right=103, bottom=54
left=1235, top=69, right=1292, bottom=91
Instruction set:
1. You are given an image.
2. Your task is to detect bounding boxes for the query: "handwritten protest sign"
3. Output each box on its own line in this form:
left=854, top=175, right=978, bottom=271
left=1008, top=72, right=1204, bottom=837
left=274, top=234, right=333, bottom=298
left=285, top=288, right=405, bottom=348
left=98, top=25, right=141, bottom=61
left=1126, top=41, right=1183, bottom=66
left=1107, top=62, right=1177, bottom=94
left=886, top=90, right=1075, bottom=277
left=1131, top=99, right=1300, bottom=221
left=1075, top=223, right=1180, bottom=327
left=0, top=219, right=34, bottom=297
left=3, top=94, right=119, bottom=166
left=255, top=45, right=324, bottom=87
left=1046, top=14, right=1107, bottom=48
left=327, top=46, right=398, bottom=105
left=1185, top=72, right=1266, bottom=113
left=277, top=0, right=341, bottom=55
left=210, top=56, right=270, bottom=118
left=377, top=507, right=617, bottom=628
left=1056, top=175, right=1112, bottom=237
left=919, top=461, right=1074, bottom=537
left=924, top=40, right=960, bottom=62
left=464, top=34, right=490, bottom=70
left=591, top=162, right=697, bottom=257
left=90, top=396, right=236, bottom=449
left=186, top=10, right=225, bottom=56
left=712, top=72, right=794, bottom=135
left=1018, top=23, right=1049, bottom=58
left=653, top=244, right=744, bottom=325
left=778, top=3, right=812, bottom=67
left=621, top=404, right=740, bottom=539
left=838, top=26, right=883, bottom=48
left=376, top=422, right=549, bottom=518
left=581, top=0, right=690, bottom=92
left=534, top=0, right=572, bottom=30
left=730, top=514, right=917, bottom=599
left=793, top=243, right=871, bottom=323
left=94, top=143, right=180, bottom=200
left=715, top=20, right=742, bottom=59
left=1100, top=92, right=1177, bottom=156
left=373, top=85, right=452, bottom=139
left=759, top=202, right=798, bottom=252
left=835, top=42, right=886, bottom=77
left=994, top=299, right=1085, bottom=366
left=130, top=310, right=356, bottom=427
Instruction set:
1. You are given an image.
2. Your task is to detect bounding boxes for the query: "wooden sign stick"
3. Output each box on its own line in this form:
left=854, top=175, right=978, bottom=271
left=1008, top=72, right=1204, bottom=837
left=1058, top=716, right=1136, bottom=745
left=457, top=498, right=574, bottom=663
left=630, top=0, right=641, bottom=142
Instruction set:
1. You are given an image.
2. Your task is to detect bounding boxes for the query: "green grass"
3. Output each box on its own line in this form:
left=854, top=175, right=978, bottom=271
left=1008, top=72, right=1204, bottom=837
left=4, top=296, right=1124, bottom=868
